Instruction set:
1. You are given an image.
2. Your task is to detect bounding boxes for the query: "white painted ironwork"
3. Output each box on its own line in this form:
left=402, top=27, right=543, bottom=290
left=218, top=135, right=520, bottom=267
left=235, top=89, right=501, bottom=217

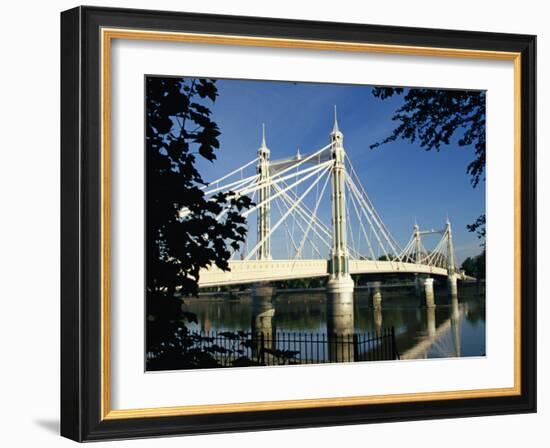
left=184, top=111, right=460, bottom=286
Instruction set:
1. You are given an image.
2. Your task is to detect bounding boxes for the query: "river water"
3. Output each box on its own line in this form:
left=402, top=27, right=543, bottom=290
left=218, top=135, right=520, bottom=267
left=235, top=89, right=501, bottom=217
left=182, top=282, right=486, bottom=360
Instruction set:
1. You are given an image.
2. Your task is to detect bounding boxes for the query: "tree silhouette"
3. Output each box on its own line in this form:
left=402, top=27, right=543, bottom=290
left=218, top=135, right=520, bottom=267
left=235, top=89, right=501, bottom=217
left=146, top=77, right=252, bottom=366
left=461, top=251, right=486, bottom=279
left=146, top=76, right=252, bottom=297
left=370, top=87, right=486, bottom=239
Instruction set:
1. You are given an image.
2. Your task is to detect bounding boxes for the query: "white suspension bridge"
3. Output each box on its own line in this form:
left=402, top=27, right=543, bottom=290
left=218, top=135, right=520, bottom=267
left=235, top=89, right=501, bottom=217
left=191, top=109, right=466, bottom=297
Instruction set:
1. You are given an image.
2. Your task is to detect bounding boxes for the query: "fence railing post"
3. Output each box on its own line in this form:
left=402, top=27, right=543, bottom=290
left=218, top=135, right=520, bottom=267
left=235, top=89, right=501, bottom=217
left=260, top=332, right=265, bottom=365
left=183, top=328, right=399, bottom=367
left=391, top=326, right=399, bottom=360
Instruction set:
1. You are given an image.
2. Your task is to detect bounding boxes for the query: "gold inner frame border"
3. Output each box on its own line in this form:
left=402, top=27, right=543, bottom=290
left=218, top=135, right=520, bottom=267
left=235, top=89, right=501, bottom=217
left=99, top=27, right=522, bottom=420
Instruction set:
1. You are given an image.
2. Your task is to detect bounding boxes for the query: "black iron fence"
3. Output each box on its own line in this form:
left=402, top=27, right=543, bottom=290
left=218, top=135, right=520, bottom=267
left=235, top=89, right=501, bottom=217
left=185, top=327, right=399, bottom=367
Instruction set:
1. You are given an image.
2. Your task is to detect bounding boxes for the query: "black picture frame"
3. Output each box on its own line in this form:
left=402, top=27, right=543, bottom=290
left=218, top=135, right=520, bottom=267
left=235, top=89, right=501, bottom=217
left=61, top=5, right=536, bottom=442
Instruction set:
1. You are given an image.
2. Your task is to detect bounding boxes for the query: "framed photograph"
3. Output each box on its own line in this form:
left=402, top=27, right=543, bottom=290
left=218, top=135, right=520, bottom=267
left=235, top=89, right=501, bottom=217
left=60, top=6, right=536, bottom=441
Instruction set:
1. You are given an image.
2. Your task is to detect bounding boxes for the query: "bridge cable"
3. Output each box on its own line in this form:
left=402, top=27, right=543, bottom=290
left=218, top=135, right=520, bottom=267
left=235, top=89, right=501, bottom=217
left=294, top=168, right=332, bottom=260
left=346, top=179, right=378, bottom=263
left=275, top=179, right=333, bottom=239
left=345, top=155, right=403, bottom=252
left=244, top=164, right=332, bottom=261
left=345, top=173, right=402, bottom=264
left=272, top=183, right=332, bottom=255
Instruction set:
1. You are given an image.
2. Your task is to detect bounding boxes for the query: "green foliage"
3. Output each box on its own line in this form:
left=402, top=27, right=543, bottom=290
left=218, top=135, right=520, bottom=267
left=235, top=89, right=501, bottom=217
left=461, top=251, right=486, bottom=279
left=147, top=323, right=223, bottom=371
left=371, top=87, right=486, bottom=243
left=146, top=76, right=252, bottom=298
left=467, top=214, right=486, bottom=245
left=371, top=87, right=486, bottom=187
left=273, top=277, right=326, bottom=289
left=147, top=328, right=299, bottom=371
left=145, top=76, right=252, bottom=369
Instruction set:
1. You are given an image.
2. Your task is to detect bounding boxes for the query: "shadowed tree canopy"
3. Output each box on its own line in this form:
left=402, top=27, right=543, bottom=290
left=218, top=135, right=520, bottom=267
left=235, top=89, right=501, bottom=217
left=146, top=77, right=252, bottom=298
left=466, top=214, right=486, bottom=242
left=461, top=251, right=486, bottom=279
left=370, top=87, right=486, bottom=239
left=146, top=77, right=253, bottom=368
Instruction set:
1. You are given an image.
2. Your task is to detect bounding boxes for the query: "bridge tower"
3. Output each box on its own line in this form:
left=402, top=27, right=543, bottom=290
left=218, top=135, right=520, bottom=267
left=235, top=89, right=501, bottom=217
left=413, top=223, right=423, bottom=300
left=445, top=219, right=458, bottom=296
left=256, top=124, right=271, bottom=260
left=327, top=107, right=354, bottom=293
left=413, top=224, right=422, bottom=264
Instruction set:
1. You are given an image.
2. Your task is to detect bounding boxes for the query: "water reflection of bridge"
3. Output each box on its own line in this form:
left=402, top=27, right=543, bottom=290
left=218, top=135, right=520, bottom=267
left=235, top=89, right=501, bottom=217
left=184, top=286, right=480, bottom=365
left=247, top=283, right=467, bottom=363
left=400, top=297, right=464, bottom=360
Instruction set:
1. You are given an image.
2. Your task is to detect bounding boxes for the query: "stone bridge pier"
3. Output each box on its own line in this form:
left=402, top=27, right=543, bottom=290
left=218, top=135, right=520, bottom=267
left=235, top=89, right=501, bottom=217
left=326, top=289, right=355, bottom=363
left=251, top=282, right=276, bottom=361
left=447, top=273, right=459, bottom=297
left=451, top=296, right=461, bottom=357
left=426, top=305, right=436, bottom=339
left=373, top=306, right=383, bottom=332
left=423, top=278, right=435, bottom=308
left=367, top=281, right=383, bottom=309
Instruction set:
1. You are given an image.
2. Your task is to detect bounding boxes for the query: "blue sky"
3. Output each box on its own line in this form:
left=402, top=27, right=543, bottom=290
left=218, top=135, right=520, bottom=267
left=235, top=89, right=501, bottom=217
left=193, top=78, right=486, bottom=264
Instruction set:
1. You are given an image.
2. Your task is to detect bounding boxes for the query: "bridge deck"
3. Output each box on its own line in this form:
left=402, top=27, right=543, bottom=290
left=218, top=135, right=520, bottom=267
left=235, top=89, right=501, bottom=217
left=198, top=259, right=448, bottom=287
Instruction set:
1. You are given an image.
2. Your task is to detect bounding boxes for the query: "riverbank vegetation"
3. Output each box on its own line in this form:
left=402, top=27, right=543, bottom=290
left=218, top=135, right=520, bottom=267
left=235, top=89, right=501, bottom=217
left=460, top=251, right=486, bottom=279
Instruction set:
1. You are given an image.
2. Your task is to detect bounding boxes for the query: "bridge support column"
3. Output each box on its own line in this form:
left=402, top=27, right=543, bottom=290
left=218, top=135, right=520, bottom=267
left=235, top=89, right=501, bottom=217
left=445, top=219, right=458, bottom=298
left=256, top=125, right=271, bottom=261
left=326, top=107, right=354, bottom=295
left=426, top=306, right=436, bottom=339
left=447, top=273, right=458, bottom=298
left=251, top=283, right=276, bottom=364
left=413, top=224, right=423, bottom=303
left=450, top=295, right=461, bottom=357
left=451, top=295, right=460, bottom=321
left=423, top=278, right=435, bottom=308
left=326, top=289, right=355, bottom=363
left=373, top=306, right=383, bottom=333
left=368, top=281, right=383, bottom=309
left=326, top=276, right=354, bottom=294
